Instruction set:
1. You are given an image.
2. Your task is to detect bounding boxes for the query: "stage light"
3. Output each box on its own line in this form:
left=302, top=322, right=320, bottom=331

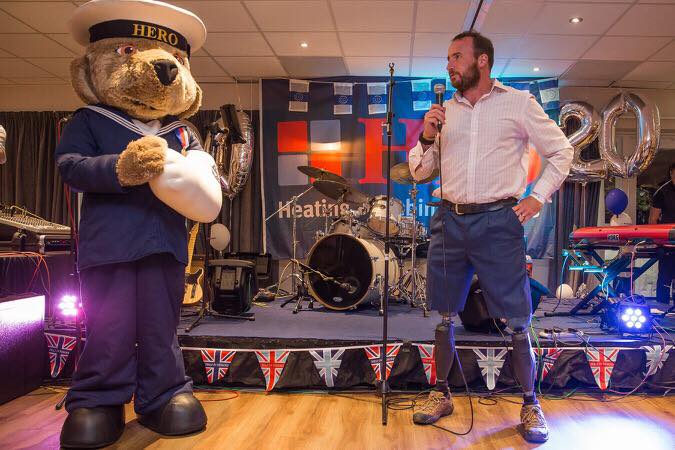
left=300, top=41, right=308, bottom=48
left=616, top=303, right=652, bottom=334
left=569, top=17, right=583, bottom=24
left=57, top=294, right=80, bottom=318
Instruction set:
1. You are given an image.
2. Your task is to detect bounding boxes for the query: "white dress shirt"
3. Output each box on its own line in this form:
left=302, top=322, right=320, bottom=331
left=408, top=80, right=573, bottom=205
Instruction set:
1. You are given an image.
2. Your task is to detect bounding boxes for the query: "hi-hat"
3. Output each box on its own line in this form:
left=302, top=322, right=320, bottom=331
left=297, top=165, right=346, bottom=183
left=391, top=162, right=439, bottom=185
left=313, top=180, right=368, bottom=206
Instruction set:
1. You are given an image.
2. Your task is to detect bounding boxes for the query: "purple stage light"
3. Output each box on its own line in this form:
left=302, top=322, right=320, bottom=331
left=57, top=294, right=80, bottom=317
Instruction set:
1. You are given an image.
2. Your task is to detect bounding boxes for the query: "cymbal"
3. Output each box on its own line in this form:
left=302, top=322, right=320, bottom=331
left=313, top=180, right=369, bottom=206
left=390, top=162, right=439, bottom=185
left=297, top=165, right=346, bottom=183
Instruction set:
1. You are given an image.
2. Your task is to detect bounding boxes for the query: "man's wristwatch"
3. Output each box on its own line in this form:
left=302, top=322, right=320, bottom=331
left=418, top=132, right=435, bottom=146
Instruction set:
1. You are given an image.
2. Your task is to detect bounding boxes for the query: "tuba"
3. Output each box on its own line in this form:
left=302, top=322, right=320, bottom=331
left=205, top=105, right=254, bottom=200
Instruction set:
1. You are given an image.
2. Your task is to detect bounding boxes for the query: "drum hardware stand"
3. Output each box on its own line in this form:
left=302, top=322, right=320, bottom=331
left=279, top=268, right=315, bottom=313
left=265, top=185, right=314, bottom=302
left=402, top=182, right=429, bottom=316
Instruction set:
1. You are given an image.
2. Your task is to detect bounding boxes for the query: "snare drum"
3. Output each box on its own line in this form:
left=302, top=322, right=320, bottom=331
left=306, top=233, right=399, bottom=310
left=398, top=216, right=427, bottom=240
left=367, top=195, right=403, bottom=235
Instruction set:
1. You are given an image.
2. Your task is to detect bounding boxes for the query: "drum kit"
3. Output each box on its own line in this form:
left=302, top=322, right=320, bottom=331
left=277, top=163, right=438, bottom=316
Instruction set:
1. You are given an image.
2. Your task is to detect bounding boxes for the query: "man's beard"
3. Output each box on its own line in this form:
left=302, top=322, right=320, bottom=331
left=450, top=61, right=480, bottom=94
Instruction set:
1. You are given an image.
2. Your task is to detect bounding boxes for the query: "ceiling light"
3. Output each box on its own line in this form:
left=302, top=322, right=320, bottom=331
left=533, top=67, right=540, bottom=72
left=569, top=17, right=583, bottom=24
left=300, top=42, right=308, bottom=48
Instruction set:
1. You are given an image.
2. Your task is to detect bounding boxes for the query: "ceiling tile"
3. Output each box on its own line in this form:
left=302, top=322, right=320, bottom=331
left=622, top=61, right=675, bottom=81
left=214, top=56, right=287, bottom=77
left=480, top=1, right=544, bottom=34
left=613, top=80, right=673, bottom=89
left=513, top=35, right=596, bottom=60
left=528, top=3, right=630, bottom=35
left=265, top=32, right=341, bottom=56
left=204, top=33, right=272, bottom=57
left=607, top=4, right=675, bottom=36
left=189, top=57, right=228, bottom=77
left=47, top=34, right=84, bottom=54
left=0, top=59, right=52, bottom=78
left=415, top=0, right=471, bottom=33
left=559, top=79, right=613, bottom=88
left=485, top=34, right=524, bottom=60
left=1, top=2, right=76, bottom=33
left=26, top=57, right=72, bottom=78
left=0, top=34, right=74, bottom=57
left=501, top=59, right=574, bottom=78
left=195, top=76, right=235, bottom=84
left=171, top=1, right=258, bottom=32
left=333, top=1, right=413, bottom=32
left=244, top=1, right=334, bottom=31
left=0, top=9, right=34, bottom=32
left=650, top=40, right=675, bottom=61
left=345, top=56, right=410, bottom=76
left=340, top=33, right=411, bottom=57
left=413, top=33, right=452, bottom=57
left=6, top=77, right=67, bottom=85
left=411, top=57, right=506, bottom=78
left=561, top=60, right=640, bottom=80
left=583, top=36, right=672, bottom=61
left=279, top=56, right=348, bottom=77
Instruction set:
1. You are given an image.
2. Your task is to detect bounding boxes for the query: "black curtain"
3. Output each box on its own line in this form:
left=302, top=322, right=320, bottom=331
left=0, top=110, right=262, bottom=253
left=0, top=112, right=71, bottom=224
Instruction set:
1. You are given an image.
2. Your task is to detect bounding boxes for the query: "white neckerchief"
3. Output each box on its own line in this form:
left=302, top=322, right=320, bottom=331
left=83, top=105, right=184, bottom=137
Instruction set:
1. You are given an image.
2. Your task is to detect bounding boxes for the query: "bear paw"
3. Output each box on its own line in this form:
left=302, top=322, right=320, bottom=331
left=116, top=135, right=168, bottom=186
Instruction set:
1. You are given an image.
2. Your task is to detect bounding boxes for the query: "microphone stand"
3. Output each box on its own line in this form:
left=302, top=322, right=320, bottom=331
left=380, top=62, right=395, bottom=425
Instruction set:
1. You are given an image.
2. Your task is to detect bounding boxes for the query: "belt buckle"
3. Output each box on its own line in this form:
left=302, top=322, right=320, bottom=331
left=454, top=203, right=464, bottom=215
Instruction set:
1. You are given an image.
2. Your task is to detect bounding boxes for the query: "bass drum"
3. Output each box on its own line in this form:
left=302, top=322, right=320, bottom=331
left=306, top=233, right=399, bottom=310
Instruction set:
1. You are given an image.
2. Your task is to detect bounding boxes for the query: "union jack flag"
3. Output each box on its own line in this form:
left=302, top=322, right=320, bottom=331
left=200, top=349, right=236, bottom=384
left=416, top=344, right=436, bottom=385
left=255, top=350, right=290, bottom=391
left=175, top=126, right=191, bottom=151
left=309, top=348, right=345, bottom=388
left=364, top=344, right=402, bottom=382
left=534, top=348, right=564, bottom=380
left=473, top=348, right=508, bottom=390
left=642, top=345, right=672, bottom=377
left=45, top=333, right=77, bottom=378
left=585, top=347, right=620, bottom=390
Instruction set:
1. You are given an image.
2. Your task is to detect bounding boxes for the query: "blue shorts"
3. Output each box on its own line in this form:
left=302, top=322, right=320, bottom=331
left=426, top=204, right=532, bottom=320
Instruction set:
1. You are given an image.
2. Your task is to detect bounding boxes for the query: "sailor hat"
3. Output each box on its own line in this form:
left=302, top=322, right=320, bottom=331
left=69, top=0, right=206, bottom=57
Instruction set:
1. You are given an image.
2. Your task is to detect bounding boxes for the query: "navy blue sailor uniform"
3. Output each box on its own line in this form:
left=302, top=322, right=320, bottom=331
left=55, top=104, right=201, bottom=415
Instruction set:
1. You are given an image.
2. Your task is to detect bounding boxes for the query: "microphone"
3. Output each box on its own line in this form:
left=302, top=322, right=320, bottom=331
left=433, top=84, right=446, bottom=132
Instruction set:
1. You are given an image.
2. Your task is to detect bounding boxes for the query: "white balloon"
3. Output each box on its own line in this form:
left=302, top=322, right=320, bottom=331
left=555, top=283, right=574, bottom=299
left=209, top=223, right=230, bottom=251
left=149, top=149, right=222, bottom=223
left=610, top=212, right=632, bottom=226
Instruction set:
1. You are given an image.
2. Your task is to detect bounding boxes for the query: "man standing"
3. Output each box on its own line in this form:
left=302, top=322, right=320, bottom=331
left=408, top=31, right=572, bottom=443
left=649, top=162, right=675, bottom=304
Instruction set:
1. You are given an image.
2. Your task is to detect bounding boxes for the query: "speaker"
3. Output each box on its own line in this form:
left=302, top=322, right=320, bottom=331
left=223, top=252, right=276, bottom=288
left=209, top=259, right=257, bottom=315
left=458, top=276, right=549, bottom=333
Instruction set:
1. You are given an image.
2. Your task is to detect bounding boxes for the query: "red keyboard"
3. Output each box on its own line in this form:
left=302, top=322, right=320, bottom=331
left=569, top=224, right=675, bottom=246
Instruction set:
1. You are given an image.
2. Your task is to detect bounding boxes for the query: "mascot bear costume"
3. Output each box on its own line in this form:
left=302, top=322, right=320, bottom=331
left=56, top=0, right=222, bottom=447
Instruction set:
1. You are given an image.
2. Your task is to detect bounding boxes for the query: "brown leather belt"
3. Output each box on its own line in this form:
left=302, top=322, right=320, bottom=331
left=441, top=197, right=518, bottom=215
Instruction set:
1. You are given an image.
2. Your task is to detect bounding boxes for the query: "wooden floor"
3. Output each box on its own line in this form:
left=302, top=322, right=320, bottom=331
left=0, top=388, right=673, bottom=450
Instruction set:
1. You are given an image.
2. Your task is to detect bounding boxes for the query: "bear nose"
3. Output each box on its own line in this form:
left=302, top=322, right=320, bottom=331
left=153, top=60, right=178, bottom=86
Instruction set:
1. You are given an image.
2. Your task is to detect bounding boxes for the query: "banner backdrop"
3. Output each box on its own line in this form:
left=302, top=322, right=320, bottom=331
left=262, top=77, right=560, bottom=259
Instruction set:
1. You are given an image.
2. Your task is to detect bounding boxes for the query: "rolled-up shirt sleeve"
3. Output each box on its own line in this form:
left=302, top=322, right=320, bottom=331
left=522, top=96, right=573, bottom=202
left=408, top=138, right=440, bottom=182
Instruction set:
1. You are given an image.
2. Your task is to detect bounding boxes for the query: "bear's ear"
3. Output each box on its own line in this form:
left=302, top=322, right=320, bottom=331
left=70, top=56, right=99, bottom=104
left=178, top=83, right=202, bottom=119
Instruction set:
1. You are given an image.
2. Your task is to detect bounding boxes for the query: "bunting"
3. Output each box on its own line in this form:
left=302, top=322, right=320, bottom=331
left=473, top=348, right=508, bottom=390
left=200, top=349, right=236, bottom=384
left=416, top=344, right=437, bottom=385
left=309, top=348, right=346, bottom=388
left=585, top=347, right=620, bottom=390
left=255, top=350, right=291, bottom=391
left=364, top=344, right=402, bottom=381
left=534, top=348, right=564, bottom=380
left=45, top=333, right=77, bottom=378
left=642, top=345, right=672, bottom=377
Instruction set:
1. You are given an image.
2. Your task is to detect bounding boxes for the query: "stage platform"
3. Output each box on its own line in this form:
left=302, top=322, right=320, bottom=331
left=44, top=297, right=675, bottom=394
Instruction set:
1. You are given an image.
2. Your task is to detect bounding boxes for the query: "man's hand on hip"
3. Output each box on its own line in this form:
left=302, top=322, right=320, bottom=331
left=512, top=196, right=543, bottom=224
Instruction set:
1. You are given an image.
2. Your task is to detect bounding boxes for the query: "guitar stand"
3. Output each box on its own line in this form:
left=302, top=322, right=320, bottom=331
left=280, top=268, right=315, bottom=313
